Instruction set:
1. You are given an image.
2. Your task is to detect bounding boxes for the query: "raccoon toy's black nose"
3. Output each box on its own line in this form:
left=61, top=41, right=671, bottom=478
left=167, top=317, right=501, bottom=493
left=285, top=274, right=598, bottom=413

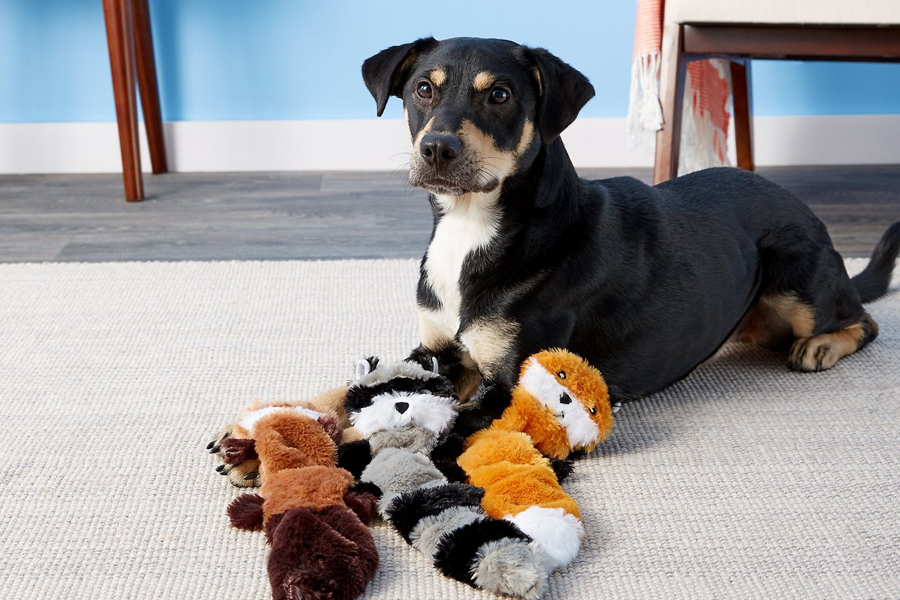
left=395, top=401, right=410, bottom=414
left=559, top=393, right=572, bottom=405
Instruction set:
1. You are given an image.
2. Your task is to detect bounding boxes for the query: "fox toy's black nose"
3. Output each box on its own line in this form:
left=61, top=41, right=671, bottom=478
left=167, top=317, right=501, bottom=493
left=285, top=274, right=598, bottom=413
left=420, top=133, right=462, bottom=170
left=559, top=393, right=572, bottom=405
left=395, top=401, right=410, bottom=414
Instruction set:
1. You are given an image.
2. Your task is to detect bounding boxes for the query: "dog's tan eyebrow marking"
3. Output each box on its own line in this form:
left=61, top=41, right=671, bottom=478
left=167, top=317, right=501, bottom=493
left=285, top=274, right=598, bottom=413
left=533, top=67, right=543, bottom=96
left=430, top=68, right=447, bottom=86
left=473, top=71, right=495, bottom=91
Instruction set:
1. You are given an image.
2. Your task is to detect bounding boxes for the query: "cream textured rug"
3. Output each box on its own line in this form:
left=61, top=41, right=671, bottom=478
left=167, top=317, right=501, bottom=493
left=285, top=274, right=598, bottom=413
left=1, top=259, right=898, bottom=600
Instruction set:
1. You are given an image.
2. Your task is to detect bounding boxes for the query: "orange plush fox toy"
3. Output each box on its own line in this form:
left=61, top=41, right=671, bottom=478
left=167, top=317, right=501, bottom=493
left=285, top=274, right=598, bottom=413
left=457, top=349, right=614, bottom=572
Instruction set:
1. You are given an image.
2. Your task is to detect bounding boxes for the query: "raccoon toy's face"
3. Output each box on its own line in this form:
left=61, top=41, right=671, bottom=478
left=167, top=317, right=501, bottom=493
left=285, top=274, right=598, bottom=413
left=516, top=349, right=613, bottom=456
left=345, top=357, right=458, bottom=453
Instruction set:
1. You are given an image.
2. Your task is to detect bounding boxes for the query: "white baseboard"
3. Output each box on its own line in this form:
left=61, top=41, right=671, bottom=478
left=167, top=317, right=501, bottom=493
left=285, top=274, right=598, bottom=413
left=2, top=114, right=899, bottom=174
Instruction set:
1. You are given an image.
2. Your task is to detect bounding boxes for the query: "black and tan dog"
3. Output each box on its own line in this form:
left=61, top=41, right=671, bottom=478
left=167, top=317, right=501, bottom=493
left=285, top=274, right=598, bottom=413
left=362, top=37, right=900, bottom=403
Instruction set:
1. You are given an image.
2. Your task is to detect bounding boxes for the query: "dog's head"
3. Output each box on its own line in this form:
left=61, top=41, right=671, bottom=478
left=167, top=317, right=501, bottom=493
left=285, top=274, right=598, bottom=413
left=362, top=37, right=594, bottom=198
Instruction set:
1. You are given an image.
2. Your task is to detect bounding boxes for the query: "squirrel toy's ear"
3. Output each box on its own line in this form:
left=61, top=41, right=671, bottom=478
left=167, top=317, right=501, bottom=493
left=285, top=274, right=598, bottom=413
left=355, top=356, right=379, bottom=380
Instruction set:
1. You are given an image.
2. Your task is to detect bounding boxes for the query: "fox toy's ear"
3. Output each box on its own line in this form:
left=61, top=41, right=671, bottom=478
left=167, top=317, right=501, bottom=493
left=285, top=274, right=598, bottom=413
left=355, top=356, right=379, bottom=380
left=517, top=46, right=595, bottom=144
left=362, top=37, right=439, bottom=116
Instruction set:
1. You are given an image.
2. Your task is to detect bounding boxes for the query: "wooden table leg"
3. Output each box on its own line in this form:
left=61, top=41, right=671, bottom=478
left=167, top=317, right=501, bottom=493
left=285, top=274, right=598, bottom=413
left=103, top=0, right=143, bottom=201
left=730, top=59, right=754, bottom=172
left=132, top=0, right=168, bottom=175
left=654, top=23, right=687, bottom=185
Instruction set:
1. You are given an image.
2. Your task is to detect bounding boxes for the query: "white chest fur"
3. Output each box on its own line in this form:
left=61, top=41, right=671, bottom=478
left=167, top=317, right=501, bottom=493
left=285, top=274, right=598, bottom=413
left=422, top=191, right=501, bottom=340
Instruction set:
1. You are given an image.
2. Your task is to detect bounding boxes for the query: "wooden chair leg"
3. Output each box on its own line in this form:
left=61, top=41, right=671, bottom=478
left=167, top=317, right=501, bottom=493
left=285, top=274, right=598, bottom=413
left=103, top=0, right=143, bottom=202
left=654, top=23, right=687, bottom=185
left=132, top=0, right=168, bottom=174
left=730, top=60, right=754, bottom=172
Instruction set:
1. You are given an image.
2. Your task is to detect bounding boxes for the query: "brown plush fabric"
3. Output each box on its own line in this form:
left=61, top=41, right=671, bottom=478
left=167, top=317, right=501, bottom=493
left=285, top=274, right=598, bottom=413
left=220, top=437, right=258, bottom=465
left=223, top=397, right=378, bottom=600
left=342, top=491, right=379, bottom=524
left=231, top=399, right=318, bottom=439
left=227, top=493, right=265, bottom=531
left=316, top=414, right=343, bottom=446
left=266, top=504, right=379, bottom=600
left=255, top=412, right=337, bottom=480
left=261, top=466, right=354, bottom=523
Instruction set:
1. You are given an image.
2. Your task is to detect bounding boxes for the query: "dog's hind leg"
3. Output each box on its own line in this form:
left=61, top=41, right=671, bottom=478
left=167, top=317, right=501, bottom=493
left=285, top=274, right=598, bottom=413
left=787, top=312, right=878, bottom=372
left=756, top=223, right=887, bottom=373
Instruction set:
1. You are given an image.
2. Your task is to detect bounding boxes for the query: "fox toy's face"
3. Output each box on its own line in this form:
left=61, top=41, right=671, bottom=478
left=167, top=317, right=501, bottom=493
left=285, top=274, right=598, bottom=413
left=515, top=350, right=613, bottom=457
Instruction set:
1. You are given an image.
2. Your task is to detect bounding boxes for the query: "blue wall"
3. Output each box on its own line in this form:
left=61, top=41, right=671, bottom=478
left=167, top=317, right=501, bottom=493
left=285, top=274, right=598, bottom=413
left=2, top=0, right=899, bottom=124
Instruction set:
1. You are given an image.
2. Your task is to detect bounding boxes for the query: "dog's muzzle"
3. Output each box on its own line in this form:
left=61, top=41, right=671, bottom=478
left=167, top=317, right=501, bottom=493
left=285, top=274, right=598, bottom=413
left=409, top=132, right=498, bottom=196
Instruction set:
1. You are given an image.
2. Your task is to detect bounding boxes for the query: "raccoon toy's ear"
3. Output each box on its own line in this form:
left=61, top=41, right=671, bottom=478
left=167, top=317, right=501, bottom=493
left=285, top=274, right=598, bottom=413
left=355, top=356, right=380, bottom=380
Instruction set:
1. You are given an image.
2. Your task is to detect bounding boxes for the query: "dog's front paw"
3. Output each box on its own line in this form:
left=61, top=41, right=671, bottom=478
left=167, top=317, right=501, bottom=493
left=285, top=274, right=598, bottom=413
left=206, top=424, right=233, bottom=455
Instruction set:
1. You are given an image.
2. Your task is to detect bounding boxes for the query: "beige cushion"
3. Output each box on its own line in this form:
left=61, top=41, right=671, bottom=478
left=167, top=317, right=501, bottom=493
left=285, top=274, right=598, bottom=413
left=667, top=0, right=900, bottom=26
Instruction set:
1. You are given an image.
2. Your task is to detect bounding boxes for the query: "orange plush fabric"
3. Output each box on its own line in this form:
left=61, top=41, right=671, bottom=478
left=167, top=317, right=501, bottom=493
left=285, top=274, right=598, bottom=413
left=457, top=349, right=614, bottom=520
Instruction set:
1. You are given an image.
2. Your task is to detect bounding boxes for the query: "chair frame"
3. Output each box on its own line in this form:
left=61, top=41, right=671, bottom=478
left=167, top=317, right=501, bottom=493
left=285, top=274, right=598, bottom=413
left=102, top=0, right=167, bottom=201
left=654, top=23, right=900, bottom=184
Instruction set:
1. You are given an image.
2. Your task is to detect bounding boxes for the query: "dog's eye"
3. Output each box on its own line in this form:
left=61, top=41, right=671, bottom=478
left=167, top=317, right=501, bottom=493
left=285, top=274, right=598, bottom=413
left=557, top=371, right=566, bottom=379
left=416, top=81, right=433, bottom=100
left=490, top=87, right=510, bottom=104
left=589, top=406, right=597, bottom=415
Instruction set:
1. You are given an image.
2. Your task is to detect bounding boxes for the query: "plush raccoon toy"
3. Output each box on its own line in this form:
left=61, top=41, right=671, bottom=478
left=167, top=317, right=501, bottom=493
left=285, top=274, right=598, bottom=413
left=338, top=357, right=550, bottom=600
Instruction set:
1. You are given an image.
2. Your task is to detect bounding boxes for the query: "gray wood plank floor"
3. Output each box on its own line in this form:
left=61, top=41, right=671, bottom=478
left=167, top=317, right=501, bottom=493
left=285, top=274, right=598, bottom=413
left=0, top=165, right=897, bottom=262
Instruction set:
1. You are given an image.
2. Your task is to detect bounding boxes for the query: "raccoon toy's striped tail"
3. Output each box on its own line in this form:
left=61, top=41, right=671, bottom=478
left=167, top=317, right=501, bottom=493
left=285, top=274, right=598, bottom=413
left=385, top=479, right=549, bottom=600
left=354, top=445, right=549, bottom=599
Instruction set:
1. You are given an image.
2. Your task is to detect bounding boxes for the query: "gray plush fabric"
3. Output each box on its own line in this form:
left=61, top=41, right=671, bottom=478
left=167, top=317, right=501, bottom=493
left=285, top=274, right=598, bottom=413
left=1, top=258, right=898, bottom=600
left=410, top=506, right=485, bottom=559
left=361, top=447, right=446, bottom=516
left=368, top=424, right=441, bottom=456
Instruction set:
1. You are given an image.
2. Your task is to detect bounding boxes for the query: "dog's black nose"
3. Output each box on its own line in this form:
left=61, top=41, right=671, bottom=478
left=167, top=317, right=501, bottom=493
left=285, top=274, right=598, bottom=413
left=395, top=401, right=410, bottom=414
left=559, top=393, right=572, bottom=405
left=420, top=133, right=462, bottom=170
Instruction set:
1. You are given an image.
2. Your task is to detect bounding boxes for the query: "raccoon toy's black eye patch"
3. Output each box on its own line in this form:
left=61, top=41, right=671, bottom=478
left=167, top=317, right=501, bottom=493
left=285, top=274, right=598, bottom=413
left=344, top=374, right=456, bottom=416
left=557, top=371, right=566, bottom=379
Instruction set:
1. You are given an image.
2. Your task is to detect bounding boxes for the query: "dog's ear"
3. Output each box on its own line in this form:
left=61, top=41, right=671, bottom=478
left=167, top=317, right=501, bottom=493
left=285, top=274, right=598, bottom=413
left=519, top=47, right=595, bottom=144
left=362, top=38, right=439, bottom=117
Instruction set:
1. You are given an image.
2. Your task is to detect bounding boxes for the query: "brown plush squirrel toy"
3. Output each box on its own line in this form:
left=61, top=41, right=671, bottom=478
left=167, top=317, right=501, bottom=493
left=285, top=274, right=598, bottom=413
left=223, top=403, right=379, bottom=600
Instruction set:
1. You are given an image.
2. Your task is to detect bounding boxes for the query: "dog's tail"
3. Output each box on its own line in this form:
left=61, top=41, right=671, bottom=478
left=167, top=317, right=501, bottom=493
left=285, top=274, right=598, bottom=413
left=852, top=221, right=900, bottom=303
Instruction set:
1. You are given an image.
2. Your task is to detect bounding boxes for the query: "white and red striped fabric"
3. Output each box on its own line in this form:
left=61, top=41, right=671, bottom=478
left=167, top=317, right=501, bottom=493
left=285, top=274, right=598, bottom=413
left=626, top=0, right=732, bottom=174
